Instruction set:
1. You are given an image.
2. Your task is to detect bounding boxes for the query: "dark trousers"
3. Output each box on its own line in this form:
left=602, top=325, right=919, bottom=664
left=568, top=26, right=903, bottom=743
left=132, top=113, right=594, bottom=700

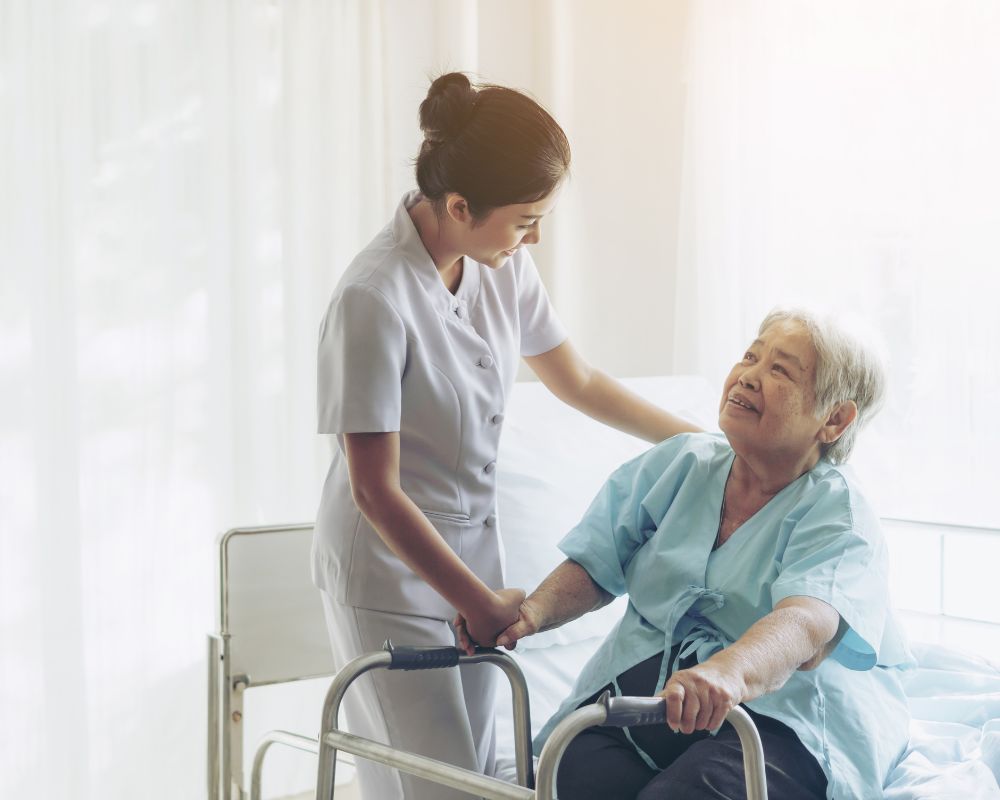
left=556, top=651, right=828, bottom=800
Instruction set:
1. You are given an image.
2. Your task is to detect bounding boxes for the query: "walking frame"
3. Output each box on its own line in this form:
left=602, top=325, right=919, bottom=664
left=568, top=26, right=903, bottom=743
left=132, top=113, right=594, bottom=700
left=302, top=641, right=769, bottom=800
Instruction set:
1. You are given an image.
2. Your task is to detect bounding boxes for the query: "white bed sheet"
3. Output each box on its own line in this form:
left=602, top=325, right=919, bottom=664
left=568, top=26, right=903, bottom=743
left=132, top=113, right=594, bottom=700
left=494, top=637, right=1000, bottom=798
left=886, top=642, right=1000, bottom=798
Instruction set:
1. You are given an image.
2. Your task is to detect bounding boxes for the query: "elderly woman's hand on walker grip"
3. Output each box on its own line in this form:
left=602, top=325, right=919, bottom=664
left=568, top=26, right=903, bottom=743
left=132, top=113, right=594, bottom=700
left=659, top=660, right=748, bottom=735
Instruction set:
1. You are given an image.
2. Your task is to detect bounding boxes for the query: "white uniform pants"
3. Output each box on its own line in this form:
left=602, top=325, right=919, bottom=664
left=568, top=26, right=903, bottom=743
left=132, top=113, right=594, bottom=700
left=320, top=592, right=498, bottom=800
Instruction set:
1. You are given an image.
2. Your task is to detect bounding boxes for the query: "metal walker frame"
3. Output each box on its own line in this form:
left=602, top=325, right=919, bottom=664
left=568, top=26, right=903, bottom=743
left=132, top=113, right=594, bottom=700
left=305, top=641, right=769, bottom=800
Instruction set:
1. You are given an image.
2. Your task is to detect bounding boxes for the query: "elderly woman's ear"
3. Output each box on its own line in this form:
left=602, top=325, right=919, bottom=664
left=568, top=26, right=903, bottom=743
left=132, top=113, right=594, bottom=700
left=818, top=400, right=859, bottom=446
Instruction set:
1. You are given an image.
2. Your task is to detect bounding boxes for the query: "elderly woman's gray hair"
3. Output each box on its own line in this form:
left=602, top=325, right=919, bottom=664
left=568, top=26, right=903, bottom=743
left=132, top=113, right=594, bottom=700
left=759, top=309, right=887, bottom=464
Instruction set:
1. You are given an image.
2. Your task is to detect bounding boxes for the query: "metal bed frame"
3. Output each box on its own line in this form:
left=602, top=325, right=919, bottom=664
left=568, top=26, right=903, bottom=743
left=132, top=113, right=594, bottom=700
left=308, top=642, right=769, bottom=800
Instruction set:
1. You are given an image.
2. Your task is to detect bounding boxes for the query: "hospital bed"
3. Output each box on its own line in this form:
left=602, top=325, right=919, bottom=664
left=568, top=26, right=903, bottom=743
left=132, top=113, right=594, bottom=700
left=208, top=375, right=1000, bottom=799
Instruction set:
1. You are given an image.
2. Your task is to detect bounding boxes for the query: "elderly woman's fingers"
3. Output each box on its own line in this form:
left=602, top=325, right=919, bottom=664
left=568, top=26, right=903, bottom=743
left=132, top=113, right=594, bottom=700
left=705, top=702, right=731, bottom=733
left=495, top=618, right=529, bottom=649
left=661, top=680, right=686, bottom=732
left=496, top=598, right=546, bottom=649
left=661, top=668, right=742, bottom=735
left=691, top=696, right=732, bottom=733
left=662, top=673, right=703, bottom=733
left=666, top=662, right=743, bottom=732
left=679, top=686, right=701, bottom=734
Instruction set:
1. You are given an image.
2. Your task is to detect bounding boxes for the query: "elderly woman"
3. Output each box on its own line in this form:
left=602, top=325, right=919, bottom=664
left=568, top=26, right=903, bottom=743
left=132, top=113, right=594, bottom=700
left=488, top=309, right=913, bottom=799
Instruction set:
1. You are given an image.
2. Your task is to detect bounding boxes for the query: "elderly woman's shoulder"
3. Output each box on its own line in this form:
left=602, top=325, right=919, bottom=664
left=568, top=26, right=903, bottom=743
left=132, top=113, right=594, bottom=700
left=642, top=431, right=730, bottom=469
left=652, top=430, right=727, bottom=454
left=809, top=459, right=867, bottom=496
left=800, top=460, right=884, bottom=539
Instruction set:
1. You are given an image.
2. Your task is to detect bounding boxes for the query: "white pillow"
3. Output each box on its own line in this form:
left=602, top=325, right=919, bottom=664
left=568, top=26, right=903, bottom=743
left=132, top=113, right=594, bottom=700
left=496, top=375, right=719, bottom=649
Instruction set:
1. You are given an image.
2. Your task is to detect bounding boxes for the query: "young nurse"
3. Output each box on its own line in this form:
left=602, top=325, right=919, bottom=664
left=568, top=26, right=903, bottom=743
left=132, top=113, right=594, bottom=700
left=312, top=72, right=698, bottom=800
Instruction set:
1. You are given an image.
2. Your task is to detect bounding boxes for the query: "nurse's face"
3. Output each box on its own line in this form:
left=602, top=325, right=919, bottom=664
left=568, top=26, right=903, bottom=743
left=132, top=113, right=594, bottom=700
left=454, top=188, right=561, bottom=269
left=718, top=320, right=826, bottom=462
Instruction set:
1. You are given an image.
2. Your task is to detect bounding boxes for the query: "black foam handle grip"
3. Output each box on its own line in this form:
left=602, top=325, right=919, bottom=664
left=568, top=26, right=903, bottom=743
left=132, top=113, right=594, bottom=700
left=387, top=645, right=462, bottom=671
left=604, top=696, right=668, bottom=728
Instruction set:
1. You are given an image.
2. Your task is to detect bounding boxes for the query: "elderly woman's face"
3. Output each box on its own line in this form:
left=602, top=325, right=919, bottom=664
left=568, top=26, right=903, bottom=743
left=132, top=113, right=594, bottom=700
left=718, top=320, right=825, bottom=458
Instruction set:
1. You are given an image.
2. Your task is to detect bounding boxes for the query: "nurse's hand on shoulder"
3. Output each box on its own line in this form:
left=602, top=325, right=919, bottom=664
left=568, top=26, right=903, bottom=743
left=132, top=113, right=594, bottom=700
left=658, top=661, right=747, bottom=735
left=453, top=588, right=526, bottom=655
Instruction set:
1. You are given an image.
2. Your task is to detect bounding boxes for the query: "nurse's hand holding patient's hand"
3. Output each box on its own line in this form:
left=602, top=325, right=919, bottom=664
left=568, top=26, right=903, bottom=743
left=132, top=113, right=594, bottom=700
left=495, top=597, right=545, bottom=650
left=454, top=588, right=525, bottom=655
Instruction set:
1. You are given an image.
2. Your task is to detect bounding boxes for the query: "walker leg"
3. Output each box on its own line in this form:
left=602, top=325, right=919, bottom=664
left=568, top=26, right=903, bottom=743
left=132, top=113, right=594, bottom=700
left=317, top=645, right=535, bottom=799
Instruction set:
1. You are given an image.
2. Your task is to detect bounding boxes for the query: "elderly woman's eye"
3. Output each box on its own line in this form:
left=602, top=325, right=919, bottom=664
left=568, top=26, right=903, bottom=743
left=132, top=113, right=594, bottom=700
left=772, top=364, right=788, bottom=375
left=743, top=352, right=755, bottom=362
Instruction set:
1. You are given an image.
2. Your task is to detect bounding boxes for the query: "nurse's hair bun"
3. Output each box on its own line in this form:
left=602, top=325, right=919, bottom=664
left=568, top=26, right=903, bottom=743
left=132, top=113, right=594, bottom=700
left=419, top=72, right=478, bottom=144
left=414, top=72, right=570, bottom=219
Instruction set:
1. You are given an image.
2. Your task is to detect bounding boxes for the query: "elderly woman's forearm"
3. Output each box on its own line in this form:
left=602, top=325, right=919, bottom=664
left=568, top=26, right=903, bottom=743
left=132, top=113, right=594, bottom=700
left=709, top=602, right=840, bottom=700
left=528, top=559, right=613, bottom=632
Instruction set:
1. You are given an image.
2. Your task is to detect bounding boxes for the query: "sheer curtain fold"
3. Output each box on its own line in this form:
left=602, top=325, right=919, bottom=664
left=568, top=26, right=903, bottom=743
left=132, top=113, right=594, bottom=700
left=3, top=3, right=90, bottom=797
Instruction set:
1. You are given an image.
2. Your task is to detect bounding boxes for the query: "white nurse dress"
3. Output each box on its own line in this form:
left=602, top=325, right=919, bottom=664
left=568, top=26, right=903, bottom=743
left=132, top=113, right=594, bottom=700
left=312, top=190, right=566, bottom=799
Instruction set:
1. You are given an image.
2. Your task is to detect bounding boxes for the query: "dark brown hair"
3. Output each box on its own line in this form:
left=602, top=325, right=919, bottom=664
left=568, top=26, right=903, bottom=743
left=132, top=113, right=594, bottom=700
left=415, top=72, right=571, bottom=219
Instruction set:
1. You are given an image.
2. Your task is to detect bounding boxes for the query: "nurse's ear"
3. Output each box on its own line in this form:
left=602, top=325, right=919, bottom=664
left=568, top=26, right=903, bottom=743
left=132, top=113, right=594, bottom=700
left=444, top=193, right=473, bottom=225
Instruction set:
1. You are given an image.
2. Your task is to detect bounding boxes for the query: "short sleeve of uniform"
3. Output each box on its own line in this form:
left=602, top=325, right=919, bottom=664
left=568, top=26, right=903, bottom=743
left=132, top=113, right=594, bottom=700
left=515, top=250, right=568, bottom=357
left=770, top=477, right=890, bottom=671
left=559, top=436, right=691, bottom=597
left=317, top=283, right=406, bottom=434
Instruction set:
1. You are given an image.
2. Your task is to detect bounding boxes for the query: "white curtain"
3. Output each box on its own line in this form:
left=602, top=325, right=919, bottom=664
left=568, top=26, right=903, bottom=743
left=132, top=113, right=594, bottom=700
left=0, top=1, right=618, bottom=797
left=0, top=1, right=394, bottom=797
left=675, top=0, right=1000, bottom=530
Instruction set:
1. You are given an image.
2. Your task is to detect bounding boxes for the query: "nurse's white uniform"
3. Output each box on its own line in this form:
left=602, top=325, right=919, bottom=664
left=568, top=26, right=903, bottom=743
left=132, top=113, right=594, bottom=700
left=313, top=190, right=566, bottom=799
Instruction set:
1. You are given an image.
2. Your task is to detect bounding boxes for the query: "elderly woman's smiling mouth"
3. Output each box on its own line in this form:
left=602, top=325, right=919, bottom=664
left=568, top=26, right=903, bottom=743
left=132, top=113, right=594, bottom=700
left=726, top=391, right=758, bottom=413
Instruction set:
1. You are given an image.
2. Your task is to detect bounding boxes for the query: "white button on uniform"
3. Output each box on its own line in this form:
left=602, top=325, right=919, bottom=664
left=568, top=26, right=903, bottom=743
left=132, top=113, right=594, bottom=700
left=477, top=355, right=494, bottom=369
left=484, top=461, right=496, bottom=474
left=454, top=305, right=467, bottom=320
left=485, top=514, right=497, bottom=528
left=490, top=413, right=504, bottom=425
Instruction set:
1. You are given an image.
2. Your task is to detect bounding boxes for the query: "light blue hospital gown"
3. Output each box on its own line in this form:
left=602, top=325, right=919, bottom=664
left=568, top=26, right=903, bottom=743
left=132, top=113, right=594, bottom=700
left=535, top=432, right=914, bottom=799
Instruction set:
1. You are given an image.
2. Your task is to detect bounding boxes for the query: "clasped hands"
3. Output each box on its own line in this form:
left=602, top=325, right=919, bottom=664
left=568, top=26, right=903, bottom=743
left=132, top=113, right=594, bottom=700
left=452, top=590, right=540, bottom=655
left=454, top=594, right=746, bottom=735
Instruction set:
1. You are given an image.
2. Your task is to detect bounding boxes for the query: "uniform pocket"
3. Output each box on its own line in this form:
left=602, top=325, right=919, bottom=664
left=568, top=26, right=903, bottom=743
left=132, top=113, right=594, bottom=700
left=421, top=509, right=471, bottom=524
